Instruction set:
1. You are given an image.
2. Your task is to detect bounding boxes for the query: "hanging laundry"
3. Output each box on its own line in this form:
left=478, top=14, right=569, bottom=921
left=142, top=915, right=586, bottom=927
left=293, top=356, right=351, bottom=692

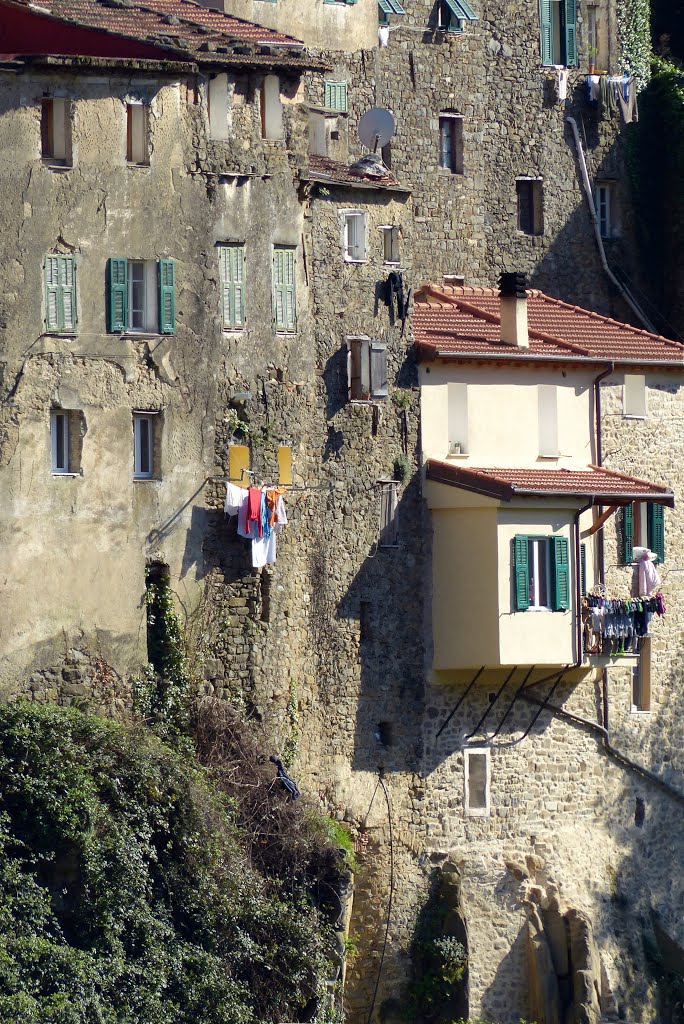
left=582, top=592, right=664, bottom=656
left=252, top=492, right=287, bottom=568
left=637, top=549, right=660, bottom=597
left=378, top=24, right=389, bottom=47
left=555, top=67, right=568, bottom=102
left=586, top=74, right=601, bottom=104
left=617, top=76, right=639, bottom=124
left=269, top=756, right=301, bottom=801
left=599, top=75, right=618, bottom=116
left=247, top=486, right=264, bottom=538
left=225, top=483, right=288, bottom=568
left=224, top=483, right=250, bottom=538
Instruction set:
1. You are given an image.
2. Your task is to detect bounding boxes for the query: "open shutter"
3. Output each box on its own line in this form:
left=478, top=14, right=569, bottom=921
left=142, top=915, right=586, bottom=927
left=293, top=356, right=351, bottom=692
left=108, top=258, right=128, bottom=332
left=282, top=248, right=296, bottom=331
left=647, top=503, right=665, bottom=563
left=552, top=536, right=570, bottom=611
left=539, top=0, right=553, bottom=65
left=563, top=0, right=577, bottom=66
left=61, top=257, right=76, bottom=331
left=233, top=246, right=245, bottom=327
left=273, top=247, right=285, bottom=328
left=514, top=536, right=529, bottom=611
left=580, top=542, right=587, bottom=596
left=370, top=342, right=388, bottom=398
left=158, top=259, right=175, bottom=334
left=621, top=504, right=634, bottom=564
left=45, top=256, right=60, bottom=331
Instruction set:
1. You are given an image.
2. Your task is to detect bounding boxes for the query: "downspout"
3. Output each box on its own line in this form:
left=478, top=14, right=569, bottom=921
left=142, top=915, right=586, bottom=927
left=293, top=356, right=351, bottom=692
left=593, top=361, right=614, bottom=729
left=566, top=116, right=658, bottom=333
left=574, top=501, right=593, bottom=667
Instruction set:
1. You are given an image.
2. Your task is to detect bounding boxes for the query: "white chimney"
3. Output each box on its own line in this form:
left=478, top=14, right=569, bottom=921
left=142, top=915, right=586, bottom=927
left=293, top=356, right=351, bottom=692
left=499, top=272, right=529, bottom=348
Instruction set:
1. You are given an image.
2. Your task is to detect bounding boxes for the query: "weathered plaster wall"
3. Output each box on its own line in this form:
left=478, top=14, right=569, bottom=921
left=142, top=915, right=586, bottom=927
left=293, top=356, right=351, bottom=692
left=208, top=0, right=379, bottom=52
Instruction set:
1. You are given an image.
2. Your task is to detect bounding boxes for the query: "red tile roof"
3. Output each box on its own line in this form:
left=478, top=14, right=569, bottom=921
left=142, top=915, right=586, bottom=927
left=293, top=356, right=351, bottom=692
left=3, top=0, right=321, bottom=67
left=414, top=284, right=684, bottom=366
left=304, top=154, right=406, bottom=191
left=426, top=460, right=675, bottom=506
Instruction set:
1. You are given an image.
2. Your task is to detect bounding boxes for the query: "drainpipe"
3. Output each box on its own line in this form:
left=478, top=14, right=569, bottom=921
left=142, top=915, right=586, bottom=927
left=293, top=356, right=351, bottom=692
left=566, top=116, right=658, bottom=334
left=574, top=501, right=593, bottom=666
left=592, top=361, right=614, bottom=730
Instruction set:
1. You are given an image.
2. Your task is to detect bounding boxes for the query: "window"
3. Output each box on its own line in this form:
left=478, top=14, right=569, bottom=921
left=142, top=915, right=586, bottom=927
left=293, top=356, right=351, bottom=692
left=347, top=336, right=388, bottom=400
left=41, top=97, right=71, bottom=165
left=342, top=211, right=367, bottom=261
left=272, top=246, right=296, bottom=332
left=517, top=178, right=543, bottom=235
left=595, top=182, right=616, bottom=239
left=261, top=75, right=284, bottom=141
left=218, top=244, right=245, bottom=329
left=465, top=747, right=490, bottom=816
left=133, top=412, right=159, bottom=480
left=621, top=503, right=665, bottom=564
left=107, top=258, right=175, bottom=334
left=379, top=481, right=399, bottom=546
left=208, top=73, right=230, bottom=141
left=538, top=384, right=559, bottom=457
left=381, top=226, right=400, bottom=265
left=50, top=409, right=83, bottom=475
left=378, top=0, right=405, bottom=23
left=44, top=255, right=77, bottom=334
left=309, top=112, right=327, bottom=156
left=324, top=81, right=348, bottom=113
left=436, top=0, right=478, bottom=30
left=126, top=103, right=149, bottom=165
left=539, top=0, right=577, bottom=67
left=514, top=534, right=570, bottom=612
left=623, top=374, right=646, bottom=418
left=438, top=114, right=463, bottom=173
left=632, top=636, right=652, bottom=712
left=447, top=381, right=468, bottom=455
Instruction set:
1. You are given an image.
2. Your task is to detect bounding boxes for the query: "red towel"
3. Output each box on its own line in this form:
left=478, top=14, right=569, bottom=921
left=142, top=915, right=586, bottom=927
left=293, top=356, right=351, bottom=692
left=247, top=487, right=263, bottom=538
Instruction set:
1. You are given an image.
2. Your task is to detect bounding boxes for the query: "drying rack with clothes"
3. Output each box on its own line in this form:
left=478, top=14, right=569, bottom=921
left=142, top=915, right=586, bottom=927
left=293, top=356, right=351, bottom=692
left=224, top=481, right=288, bottom=569
left=582, top=591, right=666, bottom=656
left=585, top=74, right=639, bottom=123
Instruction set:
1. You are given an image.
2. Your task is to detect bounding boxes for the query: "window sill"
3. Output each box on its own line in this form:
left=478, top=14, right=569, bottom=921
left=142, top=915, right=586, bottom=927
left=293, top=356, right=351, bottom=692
left=126, top=162, right=151, bottom=169
left=275, top=329, right=297, bottom=336
left=537, top=453, right=561, bottom=460
left=344, top=258, right=368, bottom=265
left=630, top=708, right=651, bottom=717
left=437, top=167, right=463, bottom=175
left=133, top=476, right=160, bottom=483
left=52, top=472, right=81, bottom=478
left=464, top=808, right=490, bottom=818
left=383, top=260, right=401, bottom=267
left=524, top=606, right=554, bottom=613
left=516, top=230, right=544, bottom=238
left=119, top=332, right=163, bottom=340
left=446, top=452, right=469, bottom=459
left=42, top=161, right=73, bottom=171
left=623, top=414, right=647, bottom=421
left=43, top=332, right=78, bottom=339
left=349, top=397, right=385, bottom=404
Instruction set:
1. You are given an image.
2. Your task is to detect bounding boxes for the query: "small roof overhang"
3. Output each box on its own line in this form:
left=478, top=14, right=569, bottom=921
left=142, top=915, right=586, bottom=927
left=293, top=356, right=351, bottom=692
left=425, top=460, right=675, bottom=508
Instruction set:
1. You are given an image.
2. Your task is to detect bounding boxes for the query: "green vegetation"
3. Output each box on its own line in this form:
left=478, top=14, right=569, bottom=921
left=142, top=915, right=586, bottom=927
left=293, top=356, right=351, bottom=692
left=618, top=0, right=652, bottom=85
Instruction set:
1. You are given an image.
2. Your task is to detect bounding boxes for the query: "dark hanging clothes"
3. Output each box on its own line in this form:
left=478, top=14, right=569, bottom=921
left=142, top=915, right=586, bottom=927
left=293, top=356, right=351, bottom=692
left=269, top=756, right=301, bottom=801
left=387, top=271, right=406, bottom=320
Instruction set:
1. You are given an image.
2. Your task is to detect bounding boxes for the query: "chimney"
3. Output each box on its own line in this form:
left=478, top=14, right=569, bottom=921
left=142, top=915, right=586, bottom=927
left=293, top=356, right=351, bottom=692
left=499, top=272, right=529, bottom=348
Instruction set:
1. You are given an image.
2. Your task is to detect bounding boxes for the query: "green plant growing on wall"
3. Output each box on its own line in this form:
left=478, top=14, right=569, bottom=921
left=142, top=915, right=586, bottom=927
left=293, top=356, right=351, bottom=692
left=392, top=387, right=412, bottom=411
left=282, top=678, right=300, bottom=769
left=393, top=453, right=411, bottom=483
left=618, top=0, right=652, bottom=85
left=433, top=936, right=468, bottom=984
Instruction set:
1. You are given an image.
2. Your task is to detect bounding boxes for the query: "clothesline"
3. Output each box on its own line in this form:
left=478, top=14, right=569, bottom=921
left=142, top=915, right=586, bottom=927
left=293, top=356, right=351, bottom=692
left=582, top=591, right=666, bottom=656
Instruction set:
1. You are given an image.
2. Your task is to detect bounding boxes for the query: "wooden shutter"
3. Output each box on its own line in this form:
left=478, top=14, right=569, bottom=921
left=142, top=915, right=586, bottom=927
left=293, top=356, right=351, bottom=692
left=370, top=342, right=388, bottom=398
left=273, top=247, right=296, bottom=332
left=158, top=259, right=176, bottom=334
left=621, top=504, right=634, bottom=564
left=647, top=503, right=665, bottom=563
left=219, top=245, right=244, bottom=328
left=552, top=536, right=570, bottom=611
left=60, top=257, right=76, bottom=330
left=514, top=536, right=530, bottom=611
left=580, top=542, right=587, bottom=596
left=379, top=482, right=398, bottom=546
left=45, top=256, right=61, bottom=331
left=564, top=0, right=577, bottom=66
left=539, top=0, right=553, bottom=65
left=45, top=255, right=76, bottom=332
left=325, top=82, right=348, bottom=112
left=108, top=258, right=128, bottom=332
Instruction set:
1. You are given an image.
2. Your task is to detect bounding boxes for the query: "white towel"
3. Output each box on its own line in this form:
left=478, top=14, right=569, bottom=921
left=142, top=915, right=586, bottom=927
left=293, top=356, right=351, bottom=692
left=556, top=67, right=568, bottom=101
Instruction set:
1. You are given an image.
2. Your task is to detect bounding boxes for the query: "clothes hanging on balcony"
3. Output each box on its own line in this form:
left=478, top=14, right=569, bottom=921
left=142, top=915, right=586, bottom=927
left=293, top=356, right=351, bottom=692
left=224, top=485, right=287, bottom=567
left=582, top=592, right=665, bottom=655
left=637, top=549, right=661, bottom=597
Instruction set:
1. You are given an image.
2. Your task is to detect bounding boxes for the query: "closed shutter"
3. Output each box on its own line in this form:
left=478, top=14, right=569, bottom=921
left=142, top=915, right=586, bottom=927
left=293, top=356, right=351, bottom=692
left=370, top=342, right=388, bottom=398
left=158, top=259, right=176, bottom=334
left=324, top=82, right=348, bottom=112
left=61, top=257, right=76, bottom=331
left=219, top=244, right=245, bottom=328
left=273, top=247, right=295, bottom=332
left=580, top=542, right=587, bottom=596
left=552, top=536, right=570, bottom=611
left=45, top=255, right=76, bottom=332
left=621, top=504, right=634, bottom=564
left=379, top=482, right=398, bottom=546
left=108, top=258, right=128, bottom=332
left=539, top=0, right=553, bottom=65
left=564, top=0, right=577, bottom=66
left=514, top=536, right=529, bottom=611
left=647, top=503, right=665, bottom=563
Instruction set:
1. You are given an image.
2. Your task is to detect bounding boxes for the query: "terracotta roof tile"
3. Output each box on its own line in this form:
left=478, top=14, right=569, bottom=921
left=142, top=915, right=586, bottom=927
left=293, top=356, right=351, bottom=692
left=304, top=154, right=403, bottom=189
left=426, top=460, right=675, bottom=506
left=414, top=284, right=684, bottom=365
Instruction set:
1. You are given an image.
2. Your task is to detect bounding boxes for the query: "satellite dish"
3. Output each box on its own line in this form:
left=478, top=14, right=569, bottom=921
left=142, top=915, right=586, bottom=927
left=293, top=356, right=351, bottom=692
left=358, top=107, right=395, bottom=152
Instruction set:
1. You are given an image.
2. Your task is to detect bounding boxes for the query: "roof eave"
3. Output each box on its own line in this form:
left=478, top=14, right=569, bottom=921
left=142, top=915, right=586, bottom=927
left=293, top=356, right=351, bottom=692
left=421, top=348, right=684, bottom=370
left=513, top=488, right=675, bottom=508
left=302, top=172, right=411, bottom=193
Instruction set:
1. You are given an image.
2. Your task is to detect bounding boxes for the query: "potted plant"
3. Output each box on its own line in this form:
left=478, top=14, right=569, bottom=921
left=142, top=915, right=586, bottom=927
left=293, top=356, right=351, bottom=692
left=587, top=45, right=598, bottom=74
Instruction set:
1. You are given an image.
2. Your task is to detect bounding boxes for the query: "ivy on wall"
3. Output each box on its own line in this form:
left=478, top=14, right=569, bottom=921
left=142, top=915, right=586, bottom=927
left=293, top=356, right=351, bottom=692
left=618, top=0, right=653, bottom=84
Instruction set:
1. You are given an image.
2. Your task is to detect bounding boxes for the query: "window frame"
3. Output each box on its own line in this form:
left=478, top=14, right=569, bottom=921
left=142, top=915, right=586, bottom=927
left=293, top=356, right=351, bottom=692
left=107, top=258, right=175, bottom=335
left=41, top=96, right=72, bottom=166
left=514, top=533, right=570, bottom=612
left=51, top=410, right=70, bottom=474
left=516, top=177, right=544, bottom=236
left=341, top=210, right=367, bottom=263
left=133, top=412, right=158, bottom=481
left=381, top=225, right=400, bottom=265
left=623, top=373, right=647, bottom=419
left=378, top=479, right=399, bottom=547
left=464, top=747, right=490, bottom=817
left=540, top=0, right=577, bottom=67
left=595, top=181, right=614, bottom=239
left=44, top=254, right=78, bottom=335
left=438, top=113, right=463, bottom=174
left=218, top=242, right=246, bottom=330
left=324, top=81, right=348, bottom=113
left=347, top=336, right=388, bottom=401
left=126, top=101, right=150, bottom=166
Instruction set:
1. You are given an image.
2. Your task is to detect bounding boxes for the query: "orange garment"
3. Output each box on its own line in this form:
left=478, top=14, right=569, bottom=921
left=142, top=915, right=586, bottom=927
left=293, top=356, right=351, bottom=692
left=266, top=487, right=286, bottom=526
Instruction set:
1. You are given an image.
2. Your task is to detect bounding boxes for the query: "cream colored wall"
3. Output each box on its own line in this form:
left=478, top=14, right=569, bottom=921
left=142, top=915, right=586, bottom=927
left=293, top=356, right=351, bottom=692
left=419, top=362, right=595, bottom=468
left=210, top=0, right=378, bottom=51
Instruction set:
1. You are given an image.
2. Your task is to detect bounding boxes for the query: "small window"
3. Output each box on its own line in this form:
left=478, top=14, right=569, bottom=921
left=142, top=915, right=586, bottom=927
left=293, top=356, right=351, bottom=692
left=379, top=481, right=399, bottom=546
left=324, top=81, right=348, bottom=112
left=41, top=97, right=72, bottom=165
left=538, top=384, right=559, bottom=457
left=516, top=178, right=543, bottom=235
left=342, top=211, right=367, bottom=262
left=438, top=114, right=463, bottom=173
left=623, top=374, right=646, bottom=418
left=514, top=534, right=570, bottom=612
left=126, top=103, right=149, bottom=165
left=447, top=381, right=468, bottom=455
left=261, top=75, right=284, bottom=141
left=218, top=243, right=245, bottom=329
left=208, top=73, right=229, bottom=141
left=465, top=747, right=490, bottom=816
left=378, top=0, right=405, bottom=22
left=44, top=255, right=77, bottom=334
left=107, top=258, right=175, bottom=334
left=632, top=636, right=652, bottom=712
left=621, top=502, right=665, bottom=564
left=133, top=412, right=160, bottom=480
left=437, top=0, right=461, bottom=31
left=595, top=182, right=615, bottom=239
left=309, top=111, right=327, bottom=156
left=347, top=337, right=388, bottom=400
left=540, top=0, right=577, bottom=66
left=381, top=226, right=400, bottom=265
left=50, top=409, right=83, bottom=475
left=272, top=245, right=296, bottom=332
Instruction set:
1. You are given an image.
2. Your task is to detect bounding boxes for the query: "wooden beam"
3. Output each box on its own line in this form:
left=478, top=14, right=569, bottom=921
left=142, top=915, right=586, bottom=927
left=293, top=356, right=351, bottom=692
left=581, top=504, right=619, bottom=539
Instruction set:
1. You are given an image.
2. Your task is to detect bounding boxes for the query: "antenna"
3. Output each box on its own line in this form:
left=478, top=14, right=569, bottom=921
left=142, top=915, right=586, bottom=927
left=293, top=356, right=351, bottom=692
left=358, top=107, right=395, bottom=153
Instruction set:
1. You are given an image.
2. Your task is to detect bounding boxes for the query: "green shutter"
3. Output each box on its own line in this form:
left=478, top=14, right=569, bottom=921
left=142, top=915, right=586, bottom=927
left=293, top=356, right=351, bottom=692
left=158, top=259, right=175, bottom=334
left=621, top=504, right=634, bottom=564
left=514, top=536, right=530, bottom=611
left=539, top=0, right=553, bottom=65
left=552, top=536, right=570, bottom=611
left=108, top=258, right=128, bottom=332
left=647, top=503, right=665, bottom=563
left=564, top=0, right=577, bottom=66
left=273, top=246, right=295, bottom=332
left=325, top=81, right=348, bottom=112
left=218, top=244, right=244, bottom=328
left=44, top=255, right=76, bottom=333
left=580, top=542, right=587, bottom=596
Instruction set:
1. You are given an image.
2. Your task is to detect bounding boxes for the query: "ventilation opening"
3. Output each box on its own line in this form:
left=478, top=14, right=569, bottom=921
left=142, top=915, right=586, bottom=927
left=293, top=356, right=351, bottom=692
left=635, top=796, right=645, bottom=828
